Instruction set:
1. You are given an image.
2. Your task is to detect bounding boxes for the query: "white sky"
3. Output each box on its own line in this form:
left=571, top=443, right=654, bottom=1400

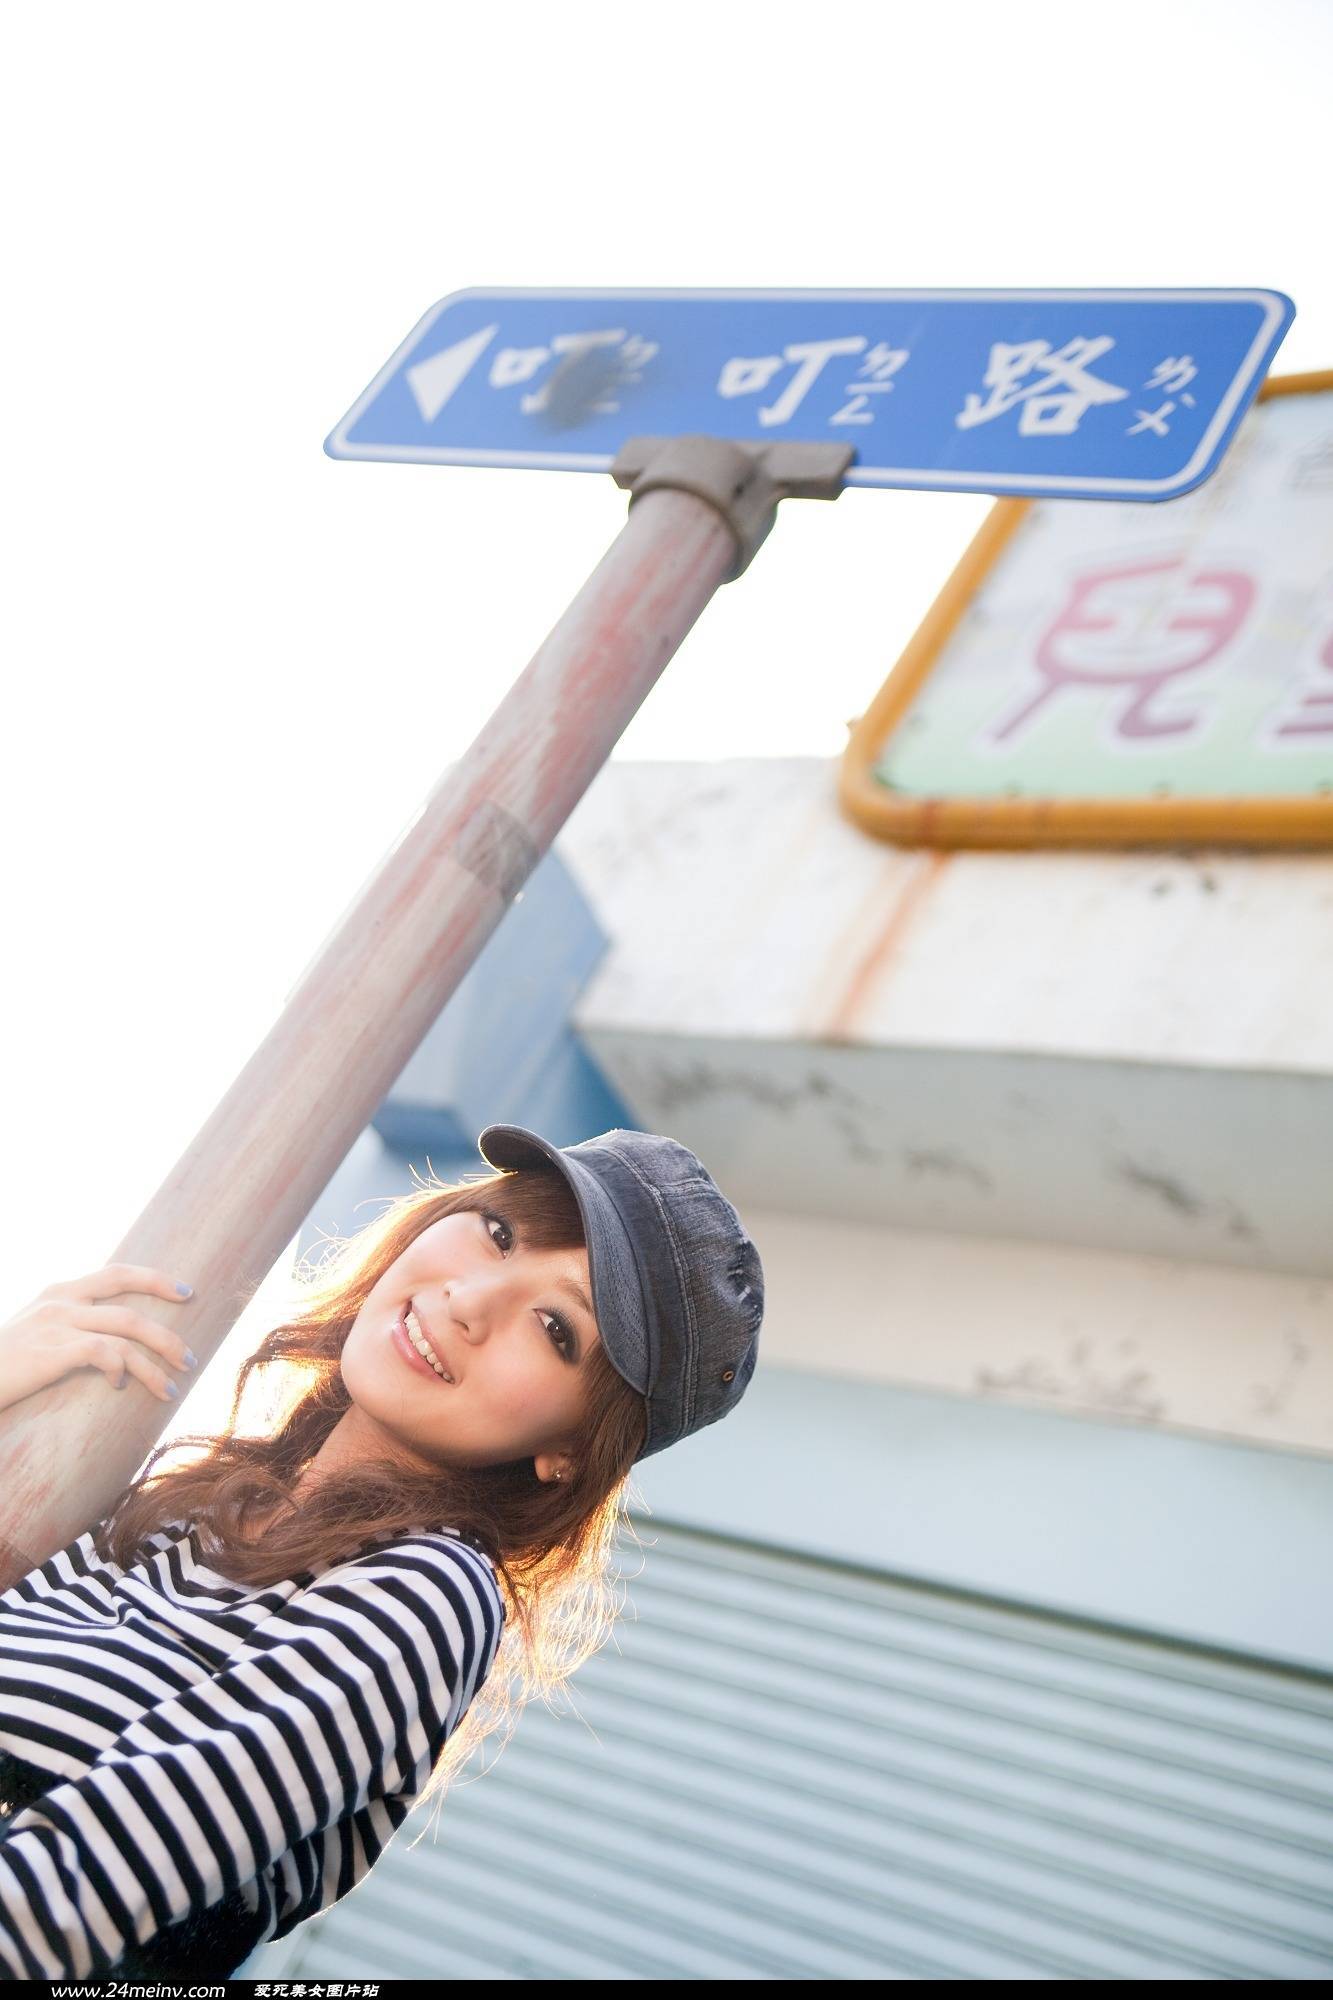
left=0, top=0, right=1328, bottom=1399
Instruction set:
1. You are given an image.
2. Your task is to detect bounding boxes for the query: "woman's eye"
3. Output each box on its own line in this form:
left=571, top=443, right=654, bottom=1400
left=541, top=1313, right=574, bottom=1359
left=483, top=1211, right=514, bottom=1253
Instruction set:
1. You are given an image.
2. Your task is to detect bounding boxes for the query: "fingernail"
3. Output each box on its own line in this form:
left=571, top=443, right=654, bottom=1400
left=183, top=1349, right=199, bottom=1370
left=115, top=1375, right=127, bottom=1391
left=165, top=1382, right=179, bottom=1398
left=175, top=1283, right=194, bottom=1298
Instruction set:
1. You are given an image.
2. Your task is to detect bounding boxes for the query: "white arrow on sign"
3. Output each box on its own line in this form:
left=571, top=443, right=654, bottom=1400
left=405, top=323, right=497, bottom=423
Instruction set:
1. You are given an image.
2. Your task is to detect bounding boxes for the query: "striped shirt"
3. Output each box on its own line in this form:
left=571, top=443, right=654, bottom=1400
left=0, top=1516, right=505, bottom=1980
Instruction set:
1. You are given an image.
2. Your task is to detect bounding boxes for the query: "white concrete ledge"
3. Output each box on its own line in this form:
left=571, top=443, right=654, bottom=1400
left=557, top=758, right=1333, bottom=1275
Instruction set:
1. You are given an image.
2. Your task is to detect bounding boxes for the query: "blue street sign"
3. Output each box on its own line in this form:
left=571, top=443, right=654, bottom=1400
left=326, top=288, right=1294, bottom=503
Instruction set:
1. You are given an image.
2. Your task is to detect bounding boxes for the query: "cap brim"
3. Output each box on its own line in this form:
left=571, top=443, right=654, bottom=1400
left=477, top=1124, right=652, bottom=1395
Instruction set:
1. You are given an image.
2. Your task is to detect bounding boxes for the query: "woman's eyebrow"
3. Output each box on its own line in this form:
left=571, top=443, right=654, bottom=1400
left=552, top=1275, right=594, bottom=1322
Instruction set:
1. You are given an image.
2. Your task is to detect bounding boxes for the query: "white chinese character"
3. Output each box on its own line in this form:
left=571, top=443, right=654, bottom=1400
left=489, top=330, right=656, bottom=419
left=1127, top=402, right=1175, bottom=437
left=1146, top=355, right=1197, bottom=396
left=718, top=354, right=785, bottom=398
left=571, top=333, right=659, bottom=413
left=856, top=342, right=910, bottom=385
left=718, top=336, right=867, bottom=426
left=831, top=343, right=911, bottom=425
left=618, top=334, right=660, bottom=376
left=489, top=345, right=549, bottom=388
left=519, top=329, right=626, bottom=413
left=956, top=336, right=1128, bottom=436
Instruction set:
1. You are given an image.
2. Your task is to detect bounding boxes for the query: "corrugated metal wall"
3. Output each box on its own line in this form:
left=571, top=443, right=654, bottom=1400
left=246, top=1521, right=1333, bottom=1981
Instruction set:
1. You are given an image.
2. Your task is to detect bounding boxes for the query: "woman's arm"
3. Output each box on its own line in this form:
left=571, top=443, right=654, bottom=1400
left=0, top=1264, right=196, bottom=1414
left=0, top=1535, right=503, bottom=1979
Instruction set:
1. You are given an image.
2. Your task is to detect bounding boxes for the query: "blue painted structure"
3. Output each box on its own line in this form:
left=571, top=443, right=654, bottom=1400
left=300, top=843, right=634, bottom=1253
left=371, top=844, right=628, bottom=1162
left=637, top=1366, right=1333, bottom=1677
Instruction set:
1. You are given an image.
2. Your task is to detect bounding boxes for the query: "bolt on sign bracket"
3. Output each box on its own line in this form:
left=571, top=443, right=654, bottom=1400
left=839, top=371, right=1333, bottom=850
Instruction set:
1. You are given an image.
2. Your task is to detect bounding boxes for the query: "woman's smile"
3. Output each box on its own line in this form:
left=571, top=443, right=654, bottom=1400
left=389, top=1302, right=455, bottom=1385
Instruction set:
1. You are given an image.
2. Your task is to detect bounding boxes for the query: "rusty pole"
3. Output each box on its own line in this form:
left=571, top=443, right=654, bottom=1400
left=0, top=438, right=850, bottom=1585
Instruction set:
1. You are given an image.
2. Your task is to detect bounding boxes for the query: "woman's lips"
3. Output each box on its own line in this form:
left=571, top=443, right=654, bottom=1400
left=389, top=1311, right=450, bottom=1385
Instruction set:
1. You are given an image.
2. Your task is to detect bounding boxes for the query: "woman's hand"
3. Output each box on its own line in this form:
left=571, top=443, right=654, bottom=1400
left=0, top=1265, right=199, bottom=1416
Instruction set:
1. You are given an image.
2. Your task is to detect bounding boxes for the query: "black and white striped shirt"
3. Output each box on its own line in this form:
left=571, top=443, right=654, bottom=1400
left=0, top=1516, right=505, bottom=1980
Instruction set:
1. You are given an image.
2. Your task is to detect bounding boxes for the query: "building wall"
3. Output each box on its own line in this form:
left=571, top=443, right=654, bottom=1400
left=740, top=1208, right=1333, bottom=1459
left=554, top=755, right=1333, bottom=1458
left=240, top=753, right=1333, bottom=1981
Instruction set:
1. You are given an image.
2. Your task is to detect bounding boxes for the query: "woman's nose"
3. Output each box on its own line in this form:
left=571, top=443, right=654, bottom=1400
left=438, top=1285, right=486, bottom=1344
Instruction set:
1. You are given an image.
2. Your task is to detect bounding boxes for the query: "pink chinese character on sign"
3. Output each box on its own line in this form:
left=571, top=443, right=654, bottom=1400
left=988, top=556, right=1256, bottom=743
left=1272, top=628, right=1333, bottom=737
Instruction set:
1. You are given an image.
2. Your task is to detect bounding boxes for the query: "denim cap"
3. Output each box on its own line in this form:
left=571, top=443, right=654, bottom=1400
left=476, top=1125, right=764, bottom=1462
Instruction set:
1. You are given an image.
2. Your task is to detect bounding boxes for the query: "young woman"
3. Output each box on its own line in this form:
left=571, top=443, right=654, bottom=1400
left=0, top=1123, right=764, bottom=1981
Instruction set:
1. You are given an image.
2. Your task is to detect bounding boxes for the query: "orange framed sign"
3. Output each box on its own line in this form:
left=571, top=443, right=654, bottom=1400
left=839, top=371, right=1333, bottom=848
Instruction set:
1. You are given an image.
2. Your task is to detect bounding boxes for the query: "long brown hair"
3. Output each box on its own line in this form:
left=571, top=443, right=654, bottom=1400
left=96, top=1162, right=649, bottom=1815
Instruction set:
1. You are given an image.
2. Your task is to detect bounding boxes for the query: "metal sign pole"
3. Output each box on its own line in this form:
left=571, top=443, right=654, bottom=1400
left=0, top=437, right=851, bottom=1585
